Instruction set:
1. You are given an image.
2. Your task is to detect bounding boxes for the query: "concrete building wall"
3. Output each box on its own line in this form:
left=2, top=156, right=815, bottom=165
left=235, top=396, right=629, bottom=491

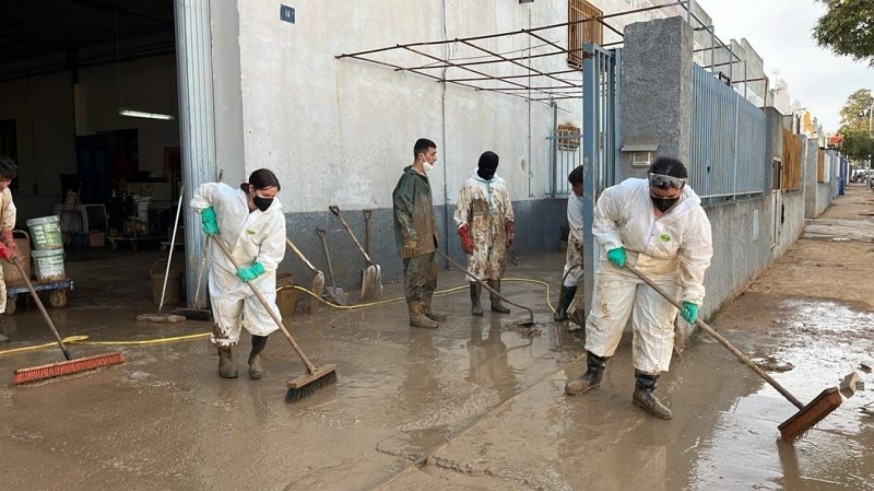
left=816, top=182, right=831, bottom=216
left=803, top=138, right=817, bottom=218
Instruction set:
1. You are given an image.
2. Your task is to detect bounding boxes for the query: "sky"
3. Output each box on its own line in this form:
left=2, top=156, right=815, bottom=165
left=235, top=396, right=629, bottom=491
left=694, top=0, right=872, bottom=132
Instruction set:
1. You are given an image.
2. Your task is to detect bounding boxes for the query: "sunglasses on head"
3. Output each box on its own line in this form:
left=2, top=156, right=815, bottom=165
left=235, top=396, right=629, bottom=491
left=648, top=173, right=686, bottom=190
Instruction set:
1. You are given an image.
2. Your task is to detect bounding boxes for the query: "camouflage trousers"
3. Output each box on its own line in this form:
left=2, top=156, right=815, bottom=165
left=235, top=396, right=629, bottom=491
left=403, top=252, right=438, bottom=303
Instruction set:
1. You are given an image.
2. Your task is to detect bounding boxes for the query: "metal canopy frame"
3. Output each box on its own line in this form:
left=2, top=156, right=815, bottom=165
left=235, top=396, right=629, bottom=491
left=336, top=1, right=750, bottom=103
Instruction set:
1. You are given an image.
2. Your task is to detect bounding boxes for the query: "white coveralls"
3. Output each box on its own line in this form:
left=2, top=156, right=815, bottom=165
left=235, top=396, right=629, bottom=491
left=190, top=183, right=286, bottom=348
left=0, top=188, right=16, bottom=314
left=562, top=191, right=584, bottom=287
left=585, top=178, right=712, bottom=375
left=453, top=172, right=515, bottom=281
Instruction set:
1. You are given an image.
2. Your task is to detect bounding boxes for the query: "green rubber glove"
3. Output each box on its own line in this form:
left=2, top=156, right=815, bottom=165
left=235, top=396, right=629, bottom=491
left=681, top=301, right=699, bottom=324
left=236, top=262, right=265, bottom=282
left=606, top=247, right=626, bottom=267
left=201, top=206, right=219, bottom=236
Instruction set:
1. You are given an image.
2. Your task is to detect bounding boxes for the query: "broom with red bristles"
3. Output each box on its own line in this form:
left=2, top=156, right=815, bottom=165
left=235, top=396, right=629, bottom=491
left=9, top=256, right=124, bottom=384
left=626, top=264, right=842, bottom=442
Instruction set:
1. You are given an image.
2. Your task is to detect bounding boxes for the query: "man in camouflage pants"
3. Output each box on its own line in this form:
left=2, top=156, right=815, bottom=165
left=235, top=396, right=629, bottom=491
left=392, top=138, right=445, bottom=329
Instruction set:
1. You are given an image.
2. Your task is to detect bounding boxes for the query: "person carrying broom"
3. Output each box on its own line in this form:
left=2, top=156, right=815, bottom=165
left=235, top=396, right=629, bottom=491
left=564, top=157, right=713, bottom=420
left=191, top=169, right=286, bottom=379
left=0, top=156, right=20, bottom=343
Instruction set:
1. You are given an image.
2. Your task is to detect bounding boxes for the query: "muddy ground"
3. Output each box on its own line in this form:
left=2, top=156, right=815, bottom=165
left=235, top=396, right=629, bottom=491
left=1, top=185, right=873, bottom=490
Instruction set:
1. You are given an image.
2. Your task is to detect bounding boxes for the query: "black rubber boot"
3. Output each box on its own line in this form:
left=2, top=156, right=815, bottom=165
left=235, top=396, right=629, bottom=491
left=553, top=285, right=578, bottom=322
left=248, top=335, right=268, bottom=380
left=632, top=370, right=673, bottom=420
left=470, top=282, right=483, bottom=316
left=488, top=280, right=510, bottom=314
left=423, top=293, right=447, bottom=321
left=564, top=351, right=608, bottom=396
left=217, top=347, right=238, bottom=378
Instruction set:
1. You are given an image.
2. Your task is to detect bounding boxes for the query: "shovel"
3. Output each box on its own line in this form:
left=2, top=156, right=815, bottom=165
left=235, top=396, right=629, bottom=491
left=285, top=237, right=326, bottom=313
left=435, top=249, right=535, bottom=327
left=316, top=227, right=349, bottom=306
left=329, top=205, right=383, bottom=302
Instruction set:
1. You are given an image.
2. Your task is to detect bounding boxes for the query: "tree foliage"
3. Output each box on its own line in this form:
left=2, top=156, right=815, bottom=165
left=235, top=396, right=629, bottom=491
left=837, top=89, right=874, bottom=163
left=813, top=0, right=874, bottom=66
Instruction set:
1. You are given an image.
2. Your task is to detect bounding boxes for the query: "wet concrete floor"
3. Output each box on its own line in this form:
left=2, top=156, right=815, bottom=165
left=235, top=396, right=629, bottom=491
left=2, top=193, right=874, bottom=490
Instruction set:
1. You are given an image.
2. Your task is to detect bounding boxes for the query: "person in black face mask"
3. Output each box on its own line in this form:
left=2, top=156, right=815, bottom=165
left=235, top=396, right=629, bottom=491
left=191, top=168, right=285, bottom=380
left=564, top=157, right=713, bottom=422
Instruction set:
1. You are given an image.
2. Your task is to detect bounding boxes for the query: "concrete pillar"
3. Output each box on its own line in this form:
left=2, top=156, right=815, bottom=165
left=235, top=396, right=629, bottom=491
left=803, top=138, right=817, bottom=218
left=619, top=17, right=694, bottom=178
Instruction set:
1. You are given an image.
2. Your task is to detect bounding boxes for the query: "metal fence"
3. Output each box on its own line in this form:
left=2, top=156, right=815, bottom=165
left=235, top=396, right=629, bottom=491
left=689, top=63, right=767, bottom=199
left=548, top=132, right=583, bottom=197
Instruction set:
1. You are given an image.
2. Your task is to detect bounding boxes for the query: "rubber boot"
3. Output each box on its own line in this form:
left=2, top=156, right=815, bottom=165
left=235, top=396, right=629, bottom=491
left=423, top=293, right=446, bottom=321
left=217, top=347, right=238, bottom=378
left=409, top=301, right=438, bottom=329
left=553, top=285, right=578, bottom=322
left=487, top=280, right=510, bottom=314
left=470, top=282, right=483, bottom=316
left=632, top=370, right=673, bottom=420
left=248, top=335, right=268, bottom=380
left=564, top=351, right=608, bottom=396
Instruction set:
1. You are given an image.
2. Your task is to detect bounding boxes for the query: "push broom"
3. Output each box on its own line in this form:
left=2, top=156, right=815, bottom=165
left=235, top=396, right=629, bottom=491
left=213, top=238, right=336, bottom=402
left=10, top=256, right=124, bottom=384
left=626, top=264, right=841, bottom=441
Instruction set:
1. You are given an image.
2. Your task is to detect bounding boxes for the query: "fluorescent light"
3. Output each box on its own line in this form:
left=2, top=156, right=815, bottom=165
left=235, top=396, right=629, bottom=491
left=118, top=107, right=176, bottom=121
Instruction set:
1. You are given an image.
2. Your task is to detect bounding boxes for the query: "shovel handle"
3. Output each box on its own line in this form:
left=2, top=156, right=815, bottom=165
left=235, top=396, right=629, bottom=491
left=329, top=205, right=374, bottom=265
left=624, top=264, right=804, bottom=409
left=212, top=238, right=318, bottom=375
left=10, top=257, right=72, bottom=360
left=285, top=238, right=319, bottom=274
left=435, top=249, right=534, bottom=322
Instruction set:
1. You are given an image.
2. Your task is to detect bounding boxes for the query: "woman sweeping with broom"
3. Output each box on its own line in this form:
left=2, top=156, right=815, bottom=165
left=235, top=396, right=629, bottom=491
left=191, top=169, right=285, bottom=380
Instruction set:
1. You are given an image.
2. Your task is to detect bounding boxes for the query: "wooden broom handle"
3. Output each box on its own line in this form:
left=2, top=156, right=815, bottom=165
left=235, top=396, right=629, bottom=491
left=212, top=238, right=317, bottom=374
left=11, top=257, right=72, bottom=360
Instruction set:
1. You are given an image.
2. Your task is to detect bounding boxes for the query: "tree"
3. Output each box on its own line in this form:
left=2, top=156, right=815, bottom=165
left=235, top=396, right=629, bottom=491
left=837, top=89, right=874, bottom=164
left=813, top=0, right=874, bottom=66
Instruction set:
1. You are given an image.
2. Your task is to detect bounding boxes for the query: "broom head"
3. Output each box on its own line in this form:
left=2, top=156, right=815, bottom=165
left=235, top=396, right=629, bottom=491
left=778, top=387, right=842, bottom=441
left=13, top=352, right=126, bottom=385
left=286, top=364, right=337, bottom=403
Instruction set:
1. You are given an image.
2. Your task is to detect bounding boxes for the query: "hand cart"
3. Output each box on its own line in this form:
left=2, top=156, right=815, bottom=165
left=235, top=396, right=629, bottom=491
left=5, top=277, right=74, bottom=315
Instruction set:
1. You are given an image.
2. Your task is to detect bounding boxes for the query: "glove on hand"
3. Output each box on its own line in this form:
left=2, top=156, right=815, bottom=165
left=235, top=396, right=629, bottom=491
left=403, top=239, right=418, bottom=257
left=606, top=247, right=626, bottom=268
left=505, top=222, right=515, bottom=249
left=459, top=224, right=474, bottom=255
left=236, top=262, right=265, bottom=282
left=201, top=207, right=219, bottom=236
left=0, top=229, right=15, bottom=249
left=681, top=301, right=699, bottom=324
left=0, top=243, right=16, bottom=262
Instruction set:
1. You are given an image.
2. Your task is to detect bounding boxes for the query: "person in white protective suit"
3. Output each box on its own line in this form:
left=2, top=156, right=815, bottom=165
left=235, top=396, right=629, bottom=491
left=554, top=165, right=584, bottom=322
left=564, top=157, right=712, bottom=420
left=190, top=169, right=286, bottom=379
left=454, top=151, right=515, bottom=316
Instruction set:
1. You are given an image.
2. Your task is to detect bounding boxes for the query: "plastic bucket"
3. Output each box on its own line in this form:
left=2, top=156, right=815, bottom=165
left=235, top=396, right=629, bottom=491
left=2, top=230, right=32, bottom=284
left=31, top=247, right=65, bottom=281
left=26, top=215, right=63, bottom=250
left=276, top=274, right=298, bottom=318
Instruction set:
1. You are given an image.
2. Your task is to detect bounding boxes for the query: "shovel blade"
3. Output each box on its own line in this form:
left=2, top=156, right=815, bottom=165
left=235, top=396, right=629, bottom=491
left=360, top=265, right=383, bottom=302
left=309, top=272, right=326, bottom=313
left=326, top=287, right=349, bottom=306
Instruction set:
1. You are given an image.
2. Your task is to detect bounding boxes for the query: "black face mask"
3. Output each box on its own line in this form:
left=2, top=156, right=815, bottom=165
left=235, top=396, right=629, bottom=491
left=477, top=167, right=496, bottom=180
left=253, top=196, right=273, bottom=212
left=651, top=195, right=679, bottom=213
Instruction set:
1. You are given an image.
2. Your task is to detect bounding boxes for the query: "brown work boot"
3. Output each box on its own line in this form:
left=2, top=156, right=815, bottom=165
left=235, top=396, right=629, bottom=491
left=423, top=293, right=446, bottom=321
left=487, top=280, right=510, bottom=314
left=632, top=370, right=673, bottom=420
left=409, top=301, right=438, bottom=329
left=564, top=351, right=608, bottom=396
left=217, top=347, right=238, bottom=378
left=248, top=335, right=268, bottom=380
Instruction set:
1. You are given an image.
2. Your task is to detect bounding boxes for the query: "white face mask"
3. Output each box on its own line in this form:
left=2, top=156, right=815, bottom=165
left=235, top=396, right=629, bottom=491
left=423, top=162, right=434, bottom=173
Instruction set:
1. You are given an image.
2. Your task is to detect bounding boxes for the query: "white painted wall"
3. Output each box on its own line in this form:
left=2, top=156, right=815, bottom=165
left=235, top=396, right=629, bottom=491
left=229, top=0, right=674, bottom=213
